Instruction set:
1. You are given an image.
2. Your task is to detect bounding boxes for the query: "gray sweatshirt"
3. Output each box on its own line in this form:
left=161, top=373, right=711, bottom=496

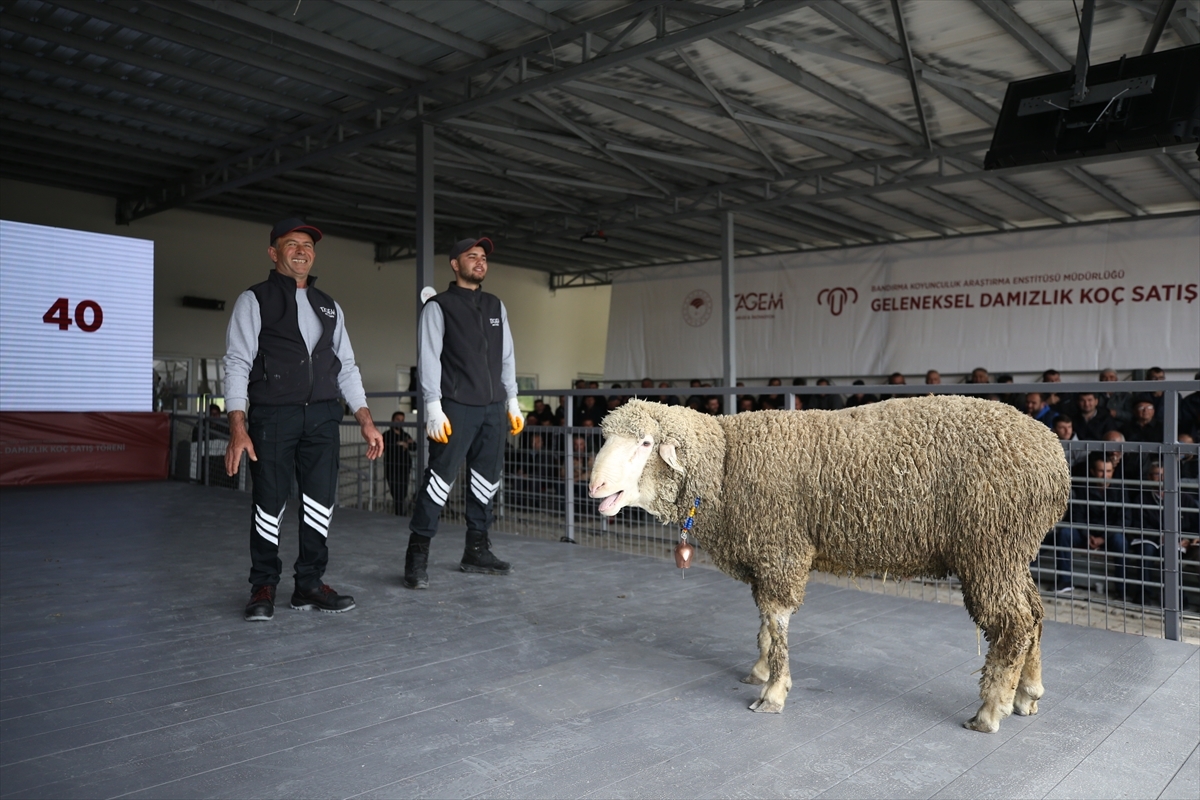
left=223, top=287, right=368, bottom=414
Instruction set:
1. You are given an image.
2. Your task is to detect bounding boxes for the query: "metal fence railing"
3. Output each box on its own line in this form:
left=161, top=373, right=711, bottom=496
left=171, top=380, right=1199, bottom=643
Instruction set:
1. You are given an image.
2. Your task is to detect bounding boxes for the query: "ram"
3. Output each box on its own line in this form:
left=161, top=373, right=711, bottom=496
left=588, top=396, right=1070, bottom=732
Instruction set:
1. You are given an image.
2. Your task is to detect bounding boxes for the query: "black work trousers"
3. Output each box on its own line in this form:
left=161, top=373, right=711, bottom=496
left=247, top=400, right=342, bottom=589
left=410, top=399, right=505, bottom=539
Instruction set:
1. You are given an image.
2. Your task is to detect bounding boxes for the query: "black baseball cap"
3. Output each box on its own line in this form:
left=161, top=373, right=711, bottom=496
left=270, top=217, right=323, bottom=244
left=449, top=236, right=494, bottom=262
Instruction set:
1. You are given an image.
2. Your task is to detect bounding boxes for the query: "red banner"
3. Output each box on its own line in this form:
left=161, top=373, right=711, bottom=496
left=0, top=412, right=169, bottom=486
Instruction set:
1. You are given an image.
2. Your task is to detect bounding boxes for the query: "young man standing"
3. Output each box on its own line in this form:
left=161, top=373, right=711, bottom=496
left=404, top=237, right=524, bottom=589
left=224, top=218, right=383, bottom=621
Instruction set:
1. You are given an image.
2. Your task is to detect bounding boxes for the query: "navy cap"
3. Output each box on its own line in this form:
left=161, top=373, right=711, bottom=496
left=449, top=236, right=493, bottom=262
left=270, top=218, right=322, bottom=244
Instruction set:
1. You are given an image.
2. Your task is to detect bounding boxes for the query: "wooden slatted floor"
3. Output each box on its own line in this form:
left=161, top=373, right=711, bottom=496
left=1, top=482, right=1196, bottom=799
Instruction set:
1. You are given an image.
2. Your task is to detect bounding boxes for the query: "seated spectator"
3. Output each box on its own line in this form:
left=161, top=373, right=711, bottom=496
left=791, top=377, right=807, bottom=410
left=1145, top=366, right=1166, bottom=419
left=738, top=395, right=757, bottom=413
left=1072, top=391, right=1117, bottom=440
left=924, top=369, right=941, bottom=385
left=844, top=380, right=877, bottom=408
left=994, top=374, right=1021, bottom=409
left=1125, top=461, right=1200, bottom=604
left=1053, top=416, right=1085, bottom=470
left=1102, top=429, right=1141, bottom=483
left=809, top=378, right=845, bottom=410
left=703, top=396, right=722, bottom=416
left=655, top=382, right=680, bottom=406
left=578, top=394, right=605, bottom=427
left=760, top=377, right=784, bottom=410
left=640, top=377, right=655, bottom=391
left=1099, top=368, right=1132, bottom=422
left=1179, top=371, right=1200, bottom=441
left=1180, top=432, right=1199, bottom=483
left=1041, top=369, right=1068, bottom=412
left=568, top=433, right=598, bottom=518
left=967, top=367, right=990, bottom=385
left=881, top=372, right=906, bottom=402
left=532, top=398, right=556, bottom=426
left=1054, top=453, right=1128, bottom=595
left=1122, top=395, right=1164, bottom=444
left=1024, top=392, right=1057, bottom=428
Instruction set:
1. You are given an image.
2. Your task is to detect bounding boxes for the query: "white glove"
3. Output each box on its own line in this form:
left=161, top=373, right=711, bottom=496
left=506, top=397, right=524, bottom=436
left=425, top=400, right=451, bottom=443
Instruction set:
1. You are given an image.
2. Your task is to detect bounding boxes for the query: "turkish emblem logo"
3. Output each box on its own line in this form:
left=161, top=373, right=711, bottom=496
left=817, top=287, right=858, bottom=317
left=682, top=289, right=713, bottom=327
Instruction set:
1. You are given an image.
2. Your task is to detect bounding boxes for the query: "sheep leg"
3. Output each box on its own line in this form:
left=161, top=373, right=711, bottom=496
left=740, top=611, right=771, bottom=685
left=748, top=607, right=794, bottom=713
left=1013, top=578, right=1046, bottom=717
left=960, top=570, right=1036, bottom=733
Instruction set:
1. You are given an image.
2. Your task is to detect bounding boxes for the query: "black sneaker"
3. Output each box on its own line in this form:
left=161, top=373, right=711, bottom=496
left=461, top=531, right=511, bottom=575
left=245, top=585, right=276, bottom=621
left=404, top=534, right=430, bottom=590
left=291, top=583, right=355, bottom=613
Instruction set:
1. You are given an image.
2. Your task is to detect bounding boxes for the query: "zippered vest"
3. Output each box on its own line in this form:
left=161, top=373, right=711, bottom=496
left=428, top=282, right=505, bottom=406
left=247, top=269, right=341, bottom=406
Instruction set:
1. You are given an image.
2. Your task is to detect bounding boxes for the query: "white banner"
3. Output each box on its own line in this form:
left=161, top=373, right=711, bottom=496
left=604, top=217, right=1199, bottom=380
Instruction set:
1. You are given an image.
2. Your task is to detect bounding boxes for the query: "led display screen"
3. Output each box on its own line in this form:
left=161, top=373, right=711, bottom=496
left=0, top=220, right=154, bottom=411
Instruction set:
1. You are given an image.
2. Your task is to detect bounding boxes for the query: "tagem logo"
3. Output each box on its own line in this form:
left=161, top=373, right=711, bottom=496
left=682, top=289, right=713, bottom=327
left=817, top=286, right=858, bottom=317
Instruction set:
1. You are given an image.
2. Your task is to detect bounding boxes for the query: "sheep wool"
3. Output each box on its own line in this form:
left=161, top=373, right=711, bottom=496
left=590, top=395, right=1071, bottom=733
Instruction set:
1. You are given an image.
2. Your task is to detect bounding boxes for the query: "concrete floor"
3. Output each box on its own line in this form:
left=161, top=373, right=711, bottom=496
left=1, top=481, right=1197, bottom=800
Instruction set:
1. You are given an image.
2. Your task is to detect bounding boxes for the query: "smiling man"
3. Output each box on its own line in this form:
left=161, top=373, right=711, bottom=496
left=223, top=218, right=383, bottom=621
left=404, top=236, right=523, bottom=590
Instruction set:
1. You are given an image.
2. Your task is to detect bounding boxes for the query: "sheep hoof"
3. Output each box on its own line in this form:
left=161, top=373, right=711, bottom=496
left=1013, top=698, right=1039, bottom=716
left=740, top=672, right=766, bottom=685
left=749, top=699, right=784, bottom=714
left=963, top=715, right=1000, bottom=733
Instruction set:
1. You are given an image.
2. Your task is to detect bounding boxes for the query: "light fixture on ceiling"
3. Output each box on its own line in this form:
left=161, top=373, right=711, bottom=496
left=580, top=229, right=608, bottom=243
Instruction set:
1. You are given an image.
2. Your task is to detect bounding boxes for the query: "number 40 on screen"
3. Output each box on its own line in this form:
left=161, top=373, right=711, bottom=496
left=42, top=298, right=103, bottom=332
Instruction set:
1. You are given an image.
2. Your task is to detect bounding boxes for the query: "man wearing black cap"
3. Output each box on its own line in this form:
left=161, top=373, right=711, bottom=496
left=224, top=218, right=384, bottom=621
left=404, top=236, right=524, bottom=589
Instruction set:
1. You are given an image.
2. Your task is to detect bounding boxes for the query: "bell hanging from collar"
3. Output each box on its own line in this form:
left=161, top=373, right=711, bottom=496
left=674, top=530, right=694, bottom=571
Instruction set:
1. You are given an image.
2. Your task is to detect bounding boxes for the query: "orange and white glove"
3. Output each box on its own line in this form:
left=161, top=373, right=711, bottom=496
left=506, top=397, right=524, bottom=436
left=425, top=400, right=451, bottom=443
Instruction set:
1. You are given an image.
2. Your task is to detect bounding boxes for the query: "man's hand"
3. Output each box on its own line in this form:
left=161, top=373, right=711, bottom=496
left=225, top=411, right=257, bottom=476
left=425, top=400, right=452, bottom=443
left=506, top=397, right=524, bottom=436
left=355, top=407, right=384, bottom=460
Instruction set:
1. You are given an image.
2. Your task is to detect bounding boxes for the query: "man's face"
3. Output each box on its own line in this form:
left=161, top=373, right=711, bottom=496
left=971, top=369, right=989, bottom=384
left=1044, top=371, right=1061, bottom=383
left=705, top=397, right=720, bottom=413
left=269, top=231, right=316, bottom=284
left=1148, top=368, right=1165, bottom=381
left=1100, top=369, right=1118, bottom=382
left=1090, top=459, right=1113, bottom=482
left=1024, top=393, right=1044, bottom=415
left=925, top=371, right=941, bottom=384
left=1078, top=393, right=1097, bottom=415
left=1148, top=465, right=1164, bottom=483
left=451, top=246, right=488, bottom=286
left=1134, top=402, right=1155, bottom=424
left=1053, top=419, right=1073, bottom=440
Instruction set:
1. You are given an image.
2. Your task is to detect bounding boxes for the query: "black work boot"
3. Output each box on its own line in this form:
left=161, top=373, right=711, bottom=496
left=461, top=531, right=511, bottom=575
left=404, top=533, right=431, bottom=589
left=245, top=584, right=276, bottom=621
left=290, top=583, right=356, bottom=613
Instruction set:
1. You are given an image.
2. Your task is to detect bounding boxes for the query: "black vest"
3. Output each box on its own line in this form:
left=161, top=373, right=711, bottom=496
left=247, top=270, right=341, bottom=406
left=428, top=282, right=505, bottom=406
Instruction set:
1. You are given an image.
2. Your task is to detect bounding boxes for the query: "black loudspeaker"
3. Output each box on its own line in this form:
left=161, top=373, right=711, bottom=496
left=181, top=296, right=226, bottom=311
left=985, top=44, right=1199, bottom=169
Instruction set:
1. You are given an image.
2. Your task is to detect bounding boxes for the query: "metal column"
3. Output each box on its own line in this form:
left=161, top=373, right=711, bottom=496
left=415, top=122, right=435, bottom=490
left=563, top=401, right=575, bottom=543
left=720, top=211, right=736, bottom=414
left=1161, top=390, right=1181, bottom=640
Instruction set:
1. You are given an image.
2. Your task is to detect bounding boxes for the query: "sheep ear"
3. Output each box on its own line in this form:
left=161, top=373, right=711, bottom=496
left=659, top=442, right=684, bottom=474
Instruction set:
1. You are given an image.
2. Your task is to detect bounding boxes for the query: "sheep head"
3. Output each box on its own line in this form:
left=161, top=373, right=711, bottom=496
left=589, top=400, right=724, bottom=524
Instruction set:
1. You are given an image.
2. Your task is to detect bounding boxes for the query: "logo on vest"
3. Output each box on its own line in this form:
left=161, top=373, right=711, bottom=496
left=489, top=317, right=500, bottom=326
left=319, top=306, right=336, bottom=319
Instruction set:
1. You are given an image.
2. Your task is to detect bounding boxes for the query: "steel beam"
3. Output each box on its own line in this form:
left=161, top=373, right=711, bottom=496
left=118, top=0, right=807, bottom=220
left=720, top=210, right=736, bottom=413
left=1143, top=0, right=1179, bottom=54
left=328, top=0, right=491, bottom=60
left=2, top=13, right=336, bottom=120
left=891, top=0, right=932, bottom=151
left=1154, top=153, right=1200, bottom=200
left=972, top=0, right=1073, bottom=72
left=1063, top=165, right=1144, bottom=216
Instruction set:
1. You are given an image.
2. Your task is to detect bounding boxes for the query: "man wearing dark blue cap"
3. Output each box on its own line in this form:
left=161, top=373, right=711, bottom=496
left=404, top=236, right=524, bottom=589
left=224, top=218, right=384, bottom=621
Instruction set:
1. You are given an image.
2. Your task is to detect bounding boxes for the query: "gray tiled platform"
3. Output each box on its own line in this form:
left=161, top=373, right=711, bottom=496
left=1, top=482, right=1196, bottom=800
